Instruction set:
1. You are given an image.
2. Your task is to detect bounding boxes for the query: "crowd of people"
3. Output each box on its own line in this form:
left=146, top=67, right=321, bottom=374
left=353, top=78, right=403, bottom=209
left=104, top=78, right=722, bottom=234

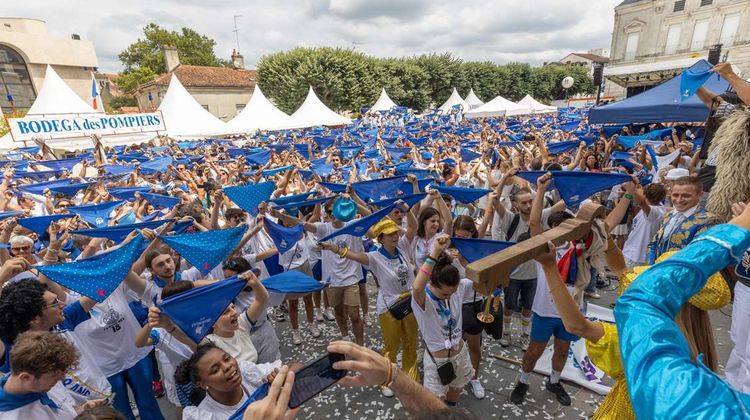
left=0, top=61, right=749, bottom=420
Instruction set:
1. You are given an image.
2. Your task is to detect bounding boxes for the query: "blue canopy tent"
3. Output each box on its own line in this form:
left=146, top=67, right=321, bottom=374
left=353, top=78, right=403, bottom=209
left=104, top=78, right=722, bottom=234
left=588, top=60, right=729, bottom=125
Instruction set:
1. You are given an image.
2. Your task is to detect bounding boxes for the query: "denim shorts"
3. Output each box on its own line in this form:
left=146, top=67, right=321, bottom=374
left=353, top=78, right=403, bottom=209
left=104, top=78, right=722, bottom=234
left=504, top=278, right=537, bottom=311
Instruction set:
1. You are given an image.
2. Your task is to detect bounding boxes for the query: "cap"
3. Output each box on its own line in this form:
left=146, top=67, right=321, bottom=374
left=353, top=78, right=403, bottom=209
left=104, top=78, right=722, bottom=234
left=371, top=219, right=399, bottom=238
left=421, top=151, right=433, bottom=160
left=665, top=168, right=689, bottom=180
left=332, top=197, right=357, bottom=222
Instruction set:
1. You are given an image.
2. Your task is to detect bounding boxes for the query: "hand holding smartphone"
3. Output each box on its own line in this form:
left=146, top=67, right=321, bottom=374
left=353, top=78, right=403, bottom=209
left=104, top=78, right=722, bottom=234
left=288, top=352, right=347, bottom=408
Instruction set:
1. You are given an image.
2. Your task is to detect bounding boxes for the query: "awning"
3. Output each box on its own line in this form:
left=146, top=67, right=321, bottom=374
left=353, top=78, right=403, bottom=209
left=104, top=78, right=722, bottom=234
left=604, top=57, right=703, bottom=87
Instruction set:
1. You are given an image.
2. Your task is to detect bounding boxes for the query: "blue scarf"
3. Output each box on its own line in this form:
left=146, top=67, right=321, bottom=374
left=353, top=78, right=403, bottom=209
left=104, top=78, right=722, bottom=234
left=0, top=374, right=60, bottom=411
left=424, top=286, right=455, bottom=331
left=153, top=271, right=182, bottom=289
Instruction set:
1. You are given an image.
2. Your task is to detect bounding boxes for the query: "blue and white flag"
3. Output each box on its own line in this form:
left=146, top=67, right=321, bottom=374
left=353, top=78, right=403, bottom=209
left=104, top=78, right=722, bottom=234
left=157, top=276, right=247, bottom=343
left=35, top=235, right=144, bottom=302
left=160, top=226, right=247, bottom=275
left=224, top=182, right=275, bottom=216
left=319, top=203, right=396, bottom=242
left=264, top=217, right=304, bottom=255
left=371, top=192, right=426, bottom=209
left=246, top=150, right=272, bottom=166
left=69, top=201, right=125, bottom=227
left=460, top=148, right=482, bottom=162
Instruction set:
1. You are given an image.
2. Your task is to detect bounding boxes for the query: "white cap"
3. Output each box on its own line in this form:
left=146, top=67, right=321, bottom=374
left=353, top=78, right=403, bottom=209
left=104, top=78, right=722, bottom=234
left=665, top=168, right=690, bottom=181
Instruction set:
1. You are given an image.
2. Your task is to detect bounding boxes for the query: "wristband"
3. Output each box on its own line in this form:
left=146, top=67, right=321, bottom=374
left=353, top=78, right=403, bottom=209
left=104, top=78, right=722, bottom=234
left=419, top=267, right=433, bottom=277
left=424, top=256, right=437, bottom=266
left=379, top=361, right=394, bottom=388
left=623, top=193, right=634, bottom=200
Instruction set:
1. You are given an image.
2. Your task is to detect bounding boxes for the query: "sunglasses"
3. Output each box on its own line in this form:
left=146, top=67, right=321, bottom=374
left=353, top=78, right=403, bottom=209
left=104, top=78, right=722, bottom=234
left=11, top=245, right=32, bottom=253
left=222, top=260, right=243, bottom=271
left=45, top=297, right=61, bottom=309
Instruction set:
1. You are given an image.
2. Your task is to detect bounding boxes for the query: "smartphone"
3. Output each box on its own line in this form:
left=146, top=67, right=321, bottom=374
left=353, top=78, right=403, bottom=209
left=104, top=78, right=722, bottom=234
left=288, top=352, right=347, bottom=408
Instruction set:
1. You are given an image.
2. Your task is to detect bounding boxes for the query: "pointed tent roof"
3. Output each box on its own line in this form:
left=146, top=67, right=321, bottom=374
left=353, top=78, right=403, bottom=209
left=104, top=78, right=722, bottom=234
left=27, top=65, right=102, bottom=116
left=517, top=94, right=557, bottom=114
left=290, top=87, right=352, bottom=128
left=226, top=85, right=297, bottom=133
left=438, top=88, right=470, bottom=114
left=464, top=89, right=484, bottom=109
left=465, top=95, right=533, bottom=118
left=370, top=88, right=398, bottom=112
left=157, top=75, right=234, bottom=138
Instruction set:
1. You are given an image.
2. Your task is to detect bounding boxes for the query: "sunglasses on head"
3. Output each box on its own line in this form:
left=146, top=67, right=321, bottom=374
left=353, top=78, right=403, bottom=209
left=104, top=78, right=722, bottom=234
left=222, top=260, right=242, bottom=271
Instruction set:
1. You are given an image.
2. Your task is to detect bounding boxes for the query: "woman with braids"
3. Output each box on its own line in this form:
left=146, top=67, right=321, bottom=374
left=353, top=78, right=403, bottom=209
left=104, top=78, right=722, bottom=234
left=410, top=234, right=476, bottom=406
left=175, top=343, right=281, bottom=420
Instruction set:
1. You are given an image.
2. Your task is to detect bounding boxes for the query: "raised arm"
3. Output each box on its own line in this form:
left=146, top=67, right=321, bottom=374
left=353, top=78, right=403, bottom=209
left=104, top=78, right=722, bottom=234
left=411, top=234, right=449, bottom=310
left=529, top=173, right=551, bottom=237
left=241, top=271, right=269, bottom=323
left=605, top=181, right=634, bottom=233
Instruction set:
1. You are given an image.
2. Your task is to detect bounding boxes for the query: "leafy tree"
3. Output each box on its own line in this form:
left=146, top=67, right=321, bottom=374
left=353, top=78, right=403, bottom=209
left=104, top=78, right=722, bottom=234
left=116, top=23, right=228, bottom=92
left=410, top=53, right=465, bottom=107
left=107, top=95, right=138, bottom=112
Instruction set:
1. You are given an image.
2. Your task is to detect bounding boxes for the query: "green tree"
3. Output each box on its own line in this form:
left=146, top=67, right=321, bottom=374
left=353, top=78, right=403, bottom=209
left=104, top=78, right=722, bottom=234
left=410, top=53, right=465, bottom=107
left=116, top=23, right=228, bottom=92
left=373, top=58, right=431, bottom=111
left=107, top=95, right=138, bottom=112
left=460, top=61, right=501, bottom=103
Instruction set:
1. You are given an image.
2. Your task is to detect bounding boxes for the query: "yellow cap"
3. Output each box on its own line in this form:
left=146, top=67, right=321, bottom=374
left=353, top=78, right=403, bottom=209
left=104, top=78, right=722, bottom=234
left=619, top=251, right=730, bottom=310
left=371, top=219, right=399, bottom=238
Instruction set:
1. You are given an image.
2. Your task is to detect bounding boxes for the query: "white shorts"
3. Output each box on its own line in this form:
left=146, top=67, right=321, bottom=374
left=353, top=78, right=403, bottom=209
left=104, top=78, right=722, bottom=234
left=422, top=343, right=475, bottom=398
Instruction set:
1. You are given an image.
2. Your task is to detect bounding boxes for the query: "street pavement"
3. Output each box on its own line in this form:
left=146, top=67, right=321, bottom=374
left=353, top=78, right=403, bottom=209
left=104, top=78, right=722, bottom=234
left=158, top=276, right=736, bottom=419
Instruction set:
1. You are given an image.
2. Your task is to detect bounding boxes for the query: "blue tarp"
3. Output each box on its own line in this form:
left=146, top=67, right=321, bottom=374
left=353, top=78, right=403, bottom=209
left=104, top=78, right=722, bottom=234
left=588, top=60, right=728, bottom=124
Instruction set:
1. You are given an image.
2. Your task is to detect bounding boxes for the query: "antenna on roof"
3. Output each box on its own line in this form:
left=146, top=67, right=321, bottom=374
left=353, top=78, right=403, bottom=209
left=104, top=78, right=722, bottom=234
left=233, top=14, right=242, bottom=53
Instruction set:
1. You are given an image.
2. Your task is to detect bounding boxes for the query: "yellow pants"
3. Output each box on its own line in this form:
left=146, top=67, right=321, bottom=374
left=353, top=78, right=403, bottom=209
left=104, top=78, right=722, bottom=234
left=378, top=311, right=420, bottom=383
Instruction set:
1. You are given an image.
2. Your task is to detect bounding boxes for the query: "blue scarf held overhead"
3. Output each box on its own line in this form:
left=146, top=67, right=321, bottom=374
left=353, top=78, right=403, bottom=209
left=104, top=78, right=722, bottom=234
left=159, top=226, right=247, bottom=275
left=680, top=67, right=713, bottom=101
left=319, top=203, right=396, bottom=242
left=223, top=182, right=275, bottom=216
left=68, top=201, right=125, bottom=227
left=352, top=176, right=406, bottom=203
left=450, top=237, right=516, bottom=263
left=264, top=217, right=304, bottom=255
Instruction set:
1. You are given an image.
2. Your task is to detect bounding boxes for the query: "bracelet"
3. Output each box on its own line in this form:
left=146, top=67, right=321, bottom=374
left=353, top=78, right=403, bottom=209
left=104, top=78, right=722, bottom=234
left=419, top=267, right=433, bottom=277
left=43, top=256, right=58, bottom=263
left=623, top=193, right=634, bottom=200
left=340, top=247, right=349, bottom=258
left=379, top=361, right=394, bottom=388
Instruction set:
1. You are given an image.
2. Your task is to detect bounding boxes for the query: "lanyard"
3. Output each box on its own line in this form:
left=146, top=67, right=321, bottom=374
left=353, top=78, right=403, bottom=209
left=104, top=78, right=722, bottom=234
left=424, top=286, right=455, bottom=347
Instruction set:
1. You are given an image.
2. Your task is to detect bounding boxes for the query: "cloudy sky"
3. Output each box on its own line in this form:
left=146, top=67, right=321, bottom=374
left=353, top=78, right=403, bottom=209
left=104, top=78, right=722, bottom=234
left=6, top=0, right=622, bottom=72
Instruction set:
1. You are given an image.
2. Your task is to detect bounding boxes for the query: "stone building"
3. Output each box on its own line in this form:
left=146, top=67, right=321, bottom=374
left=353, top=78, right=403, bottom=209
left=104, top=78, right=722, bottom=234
left=134, top=46, right=256, bottom=120
left=0, top=17, right=99, bottom=114
left=605, top=0, right=749, bottom=98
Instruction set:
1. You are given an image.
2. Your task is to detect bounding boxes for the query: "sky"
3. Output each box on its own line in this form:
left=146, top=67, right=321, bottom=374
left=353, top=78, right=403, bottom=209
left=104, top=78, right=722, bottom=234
left=5, top=0, right=623, bottom=73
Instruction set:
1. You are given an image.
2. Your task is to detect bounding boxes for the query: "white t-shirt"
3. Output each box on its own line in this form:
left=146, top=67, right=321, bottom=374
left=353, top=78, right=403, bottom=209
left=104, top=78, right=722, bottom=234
left=0, top=381, right=77, bottom=420
left=314, top=222, right=364, bottom=287
left=365, top=249, right=414, bottom=314
left=278, top=239, right=309, bottom=271
left=411, top=278, right=474, bottom=353
left=622, top=205, right=666, bottom=264
left=492, top=207, right=553, bottom=280
left=73, top=286, right=150, bottom=377
left=203, top=311, right=259, bottom=364
left=181, top=360, right=281, bottom=420
left=531, top=261, right=583, bottom=319
left=140, top=265, right=222, bottom=305
left=411, top=235, right=437, bottom=269
left=242, top=219, right=275, bottom=279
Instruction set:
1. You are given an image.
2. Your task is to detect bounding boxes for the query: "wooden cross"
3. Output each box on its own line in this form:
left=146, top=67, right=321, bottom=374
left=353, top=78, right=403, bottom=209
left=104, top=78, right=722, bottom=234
left=466, top=202, right=605, bottom=295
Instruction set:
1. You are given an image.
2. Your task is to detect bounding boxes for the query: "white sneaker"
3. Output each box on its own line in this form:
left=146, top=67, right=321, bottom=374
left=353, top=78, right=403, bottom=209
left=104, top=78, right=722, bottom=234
left=292, top=330, right=302, bottom=345
left=499, top=333, right=511, bottom=347
left=381, top=387, right=394, bottom=398
left=315, top=309, right=325, bottom=322
left=324, top=308, right=336, bottom=321
left=308, top=323, right=321, bottom=338
left=585, top=291, right=601, bottom=299
left=130, top=400, right=139, bottom=417
left=469, top=379, right=485, bottom=399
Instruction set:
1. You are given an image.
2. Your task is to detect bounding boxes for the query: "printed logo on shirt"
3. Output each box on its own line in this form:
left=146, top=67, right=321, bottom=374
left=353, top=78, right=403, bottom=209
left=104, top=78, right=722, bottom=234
left=62, top=376, right=92, bottom=398
left=101, top=308, right=125, bottom=333
left=736, top=250, right=750, bottom=281
left=335, top=239, right=348, bottom=250
left=396, top=264, right=410, bottom=287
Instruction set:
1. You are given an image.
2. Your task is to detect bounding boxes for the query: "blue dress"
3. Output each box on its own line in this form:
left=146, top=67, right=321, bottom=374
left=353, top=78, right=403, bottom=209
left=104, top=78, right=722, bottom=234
left=616, top=224, right=750, bottom=419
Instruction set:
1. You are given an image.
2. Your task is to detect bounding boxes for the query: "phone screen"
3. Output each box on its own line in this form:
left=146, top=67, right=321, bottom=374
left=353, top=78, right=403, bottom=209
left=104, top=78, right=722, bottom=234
left=288, top=352, right=347, bottom=408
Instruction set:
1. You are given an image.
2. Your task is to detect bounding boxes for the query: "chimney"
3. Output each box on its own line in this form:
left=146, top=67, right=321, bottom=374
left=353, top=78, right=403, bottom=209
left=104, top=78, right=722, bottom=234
left=231, top=49, right=245, bottom=69
left=163, top=44, right=180, bottom=72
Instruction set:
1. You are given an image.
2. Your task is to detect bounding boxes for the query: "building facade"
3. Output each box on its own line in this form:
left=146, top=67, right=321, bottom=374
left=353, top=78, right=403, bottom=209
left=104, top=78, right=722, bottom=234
left=0, top=17, right=99, bottom=114
left=557, top=50, right=621, bottom=99
left=134, top=47, right=256, bottom=120
left=605, top=0, right=750, bottom=98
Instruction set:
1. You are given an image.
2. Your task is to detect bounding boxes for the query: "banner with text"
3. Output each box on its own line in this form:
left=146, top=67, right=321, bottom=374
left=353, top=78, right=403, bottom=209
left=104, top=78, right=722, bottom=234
left=8, top=111, right=166, bottom=142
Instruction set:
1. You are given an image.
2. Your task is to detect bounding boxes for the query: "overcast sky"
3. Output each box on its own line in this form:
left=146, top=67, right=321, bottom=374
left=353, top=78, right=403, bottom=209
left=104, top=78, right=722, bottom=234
left=5, top=0, right=623, bottom=73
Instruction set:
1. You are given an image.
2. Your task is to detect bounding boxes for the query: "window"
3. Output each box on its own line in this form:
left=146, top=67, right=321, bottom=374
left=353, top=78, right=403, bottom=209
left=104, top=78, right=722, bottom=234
left=625, top=32, right=639, bottom=60
left=691, top=19, right=710, bottom=51
left=0, top=45, right=36, bottom=114
left=673, top=0, right=686, bottom=12
left=720, top=14, right=741, bottom=45
left=665, top=24, right=682, bottom=54
left=700, top=0, right=712, bottom=6
left=235, top=104, right=245, bottom=114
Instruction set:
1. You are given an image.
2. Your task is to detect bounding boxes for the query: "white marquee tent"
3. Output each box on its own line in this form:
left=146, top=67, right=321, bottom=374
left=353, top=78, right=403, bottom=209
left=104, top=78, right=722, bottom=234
left=464, top=89, right=484, bottom=109
left=465, top=95, right=534, bottom=118
left=290, top=87, right=352, bottom=128
left=157, top=75, right=236, bottom=138
left=0, top=65, right=153, bottom=151
left=226, top=85, right=298, bottom=133
left=438, top=88, right=470, bottom=114
left=516, top=94, right=557, bottom=114
left=370, top=88, right=398, bottom=112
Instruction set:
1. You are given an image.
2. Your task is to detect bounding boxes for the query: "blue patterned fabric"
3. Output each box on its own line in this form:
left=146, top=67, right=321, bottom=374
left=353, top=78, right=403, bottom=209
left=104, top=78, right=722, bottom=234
left=141, top=192, right=180, bottom=209
left=157, top=276, right=247, bottom=343
left=223, top=182, right=275, bottom=216
left=17, top=214, right=75, bottom=236
left=264, top=217, right=304, bottom=254
left=319, top=203, right=396, bottom=242
left=679, top=67, right=713, bottom=101
left=450, top=237, right=516, bottom=263
left=371, top=192, right=426, bottom=209
left=35, top=235, right=144, bottom=302
left=72, top=219, right=174, bottom=243
left=69, top=201, right=125, bottom=227
left=352, top=176, right=406, bottom=203
left=160, top=226, right=247, bottom=275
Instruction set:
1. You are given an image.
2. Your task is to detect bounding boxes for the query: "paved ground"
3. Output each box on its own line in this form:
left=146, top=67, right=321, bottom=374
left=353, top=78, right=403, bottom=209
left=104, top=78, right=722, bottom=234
left=157, top=275, right=735, bottom=419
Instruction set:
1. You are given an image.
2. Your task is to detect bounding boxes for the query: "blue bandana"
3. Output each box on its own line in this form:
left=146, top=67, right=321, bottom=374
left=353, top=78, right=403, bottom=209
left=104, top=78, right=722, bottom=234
left=319, top=203, right=396, bottom=242
left=68, top=201, right=125, bottom=227
left=450, top=237, right=516, bottom=263
left=160, top=226, right=247, bottom=275
left=0, top=374, right=61, bottom=411
left=261, top=271, right=327, bottom=294
left=224, top=182, right=275, bottom=216
left=352, top=176, right=406, bottom=203
left=424, top=286, right=455, bottom=331
left=264, top=217, right=304, bottom=255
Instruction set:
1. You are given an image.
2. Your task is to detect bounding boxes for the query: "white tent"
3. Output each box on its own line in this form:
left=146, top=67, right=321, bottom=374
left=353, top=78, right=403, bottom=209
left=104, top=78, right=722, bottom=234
left=517, top=94, right=557, bottom=114
left=226, top=85, right=297, bottom=133
left=465, top=95, right=534, bottom=118
left=290, top=87, right=351, bottom=128
left=464, top=89, right=484, bottom=109
left=370, top=88, right=398, bottom=112
left=438, top=88, right=470, bottom=114
left=158, top=75, right=236, bottom=138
